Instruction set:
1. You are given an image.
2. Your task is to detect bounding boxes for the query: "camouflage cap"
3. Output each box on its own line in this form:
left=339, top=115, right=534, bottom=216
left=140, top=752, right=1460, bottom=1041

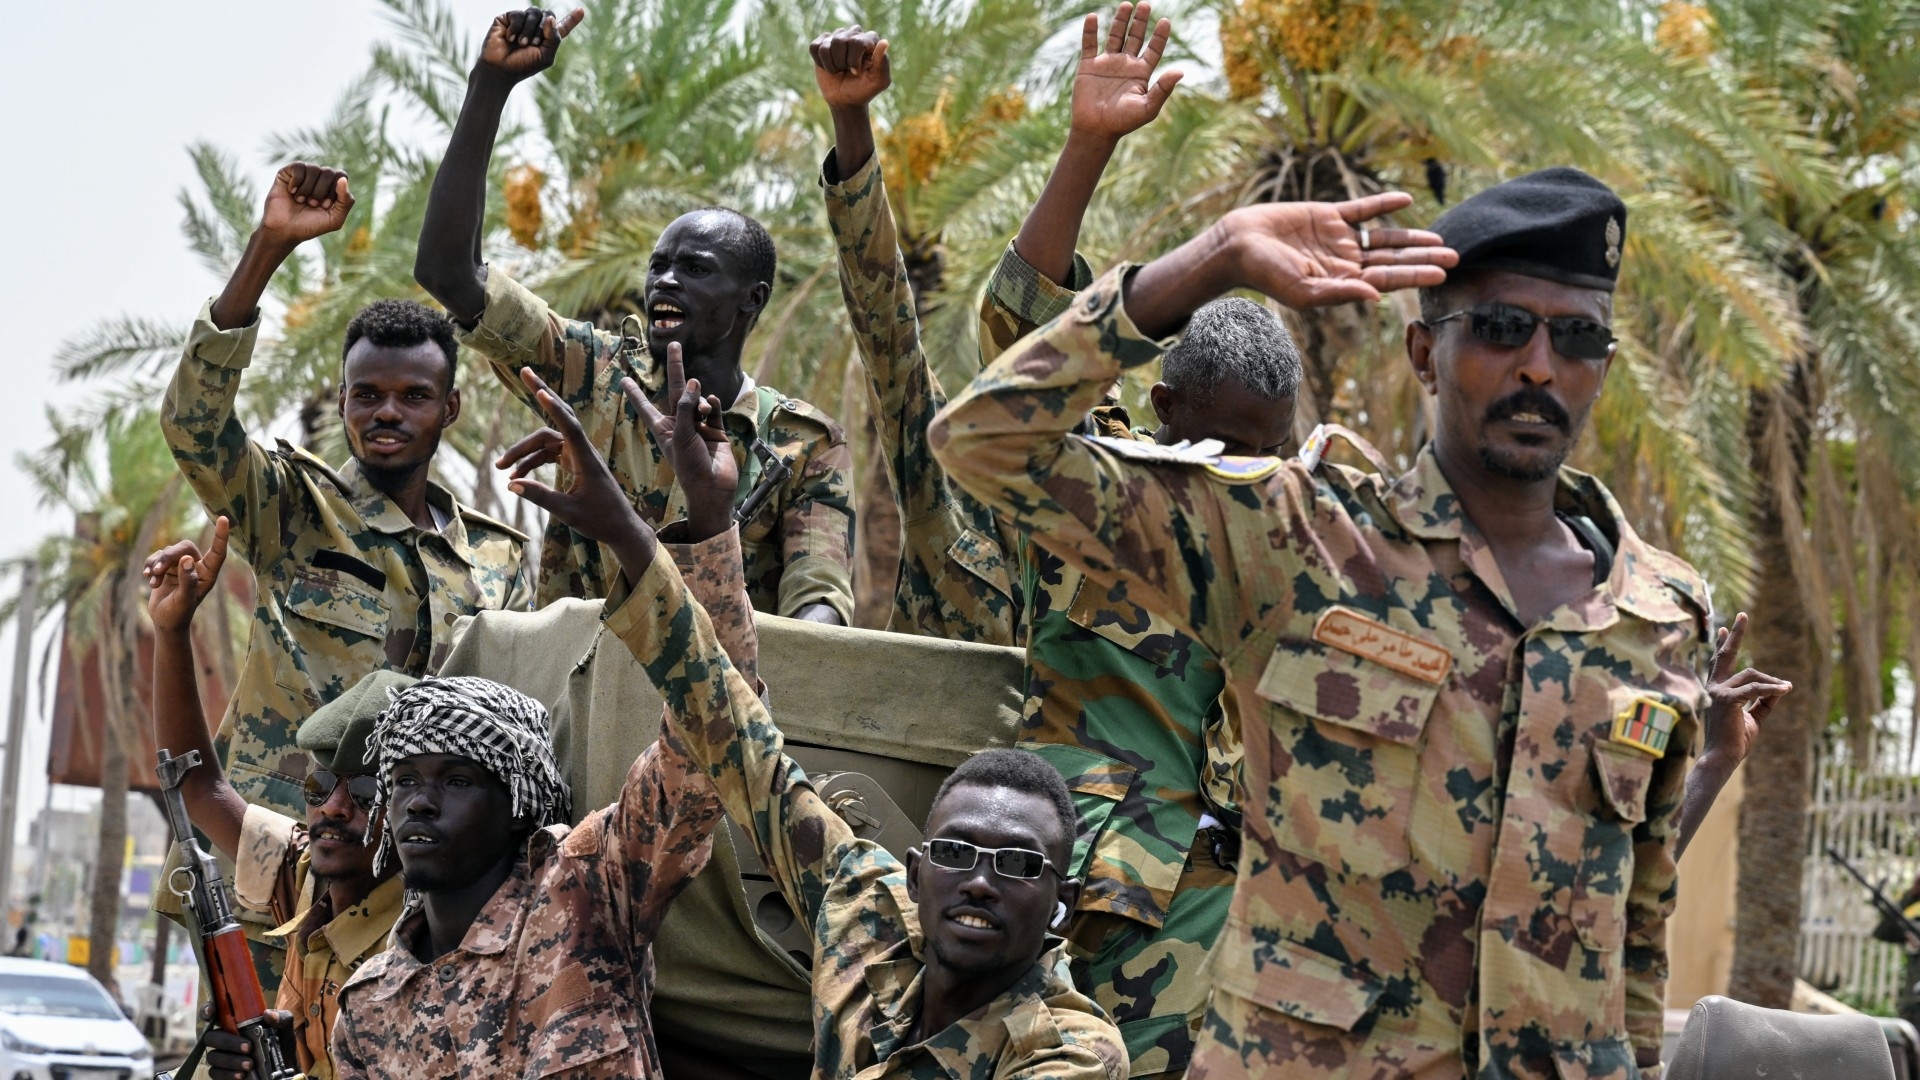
left=295, top=669, right=419, bottom=775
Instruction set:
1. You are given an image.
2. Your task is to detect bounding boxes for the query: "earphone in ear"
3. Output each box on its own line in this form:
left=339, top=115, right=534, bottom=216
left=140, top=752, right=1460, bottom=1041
left=1052, top=901, right=1069, bottom=928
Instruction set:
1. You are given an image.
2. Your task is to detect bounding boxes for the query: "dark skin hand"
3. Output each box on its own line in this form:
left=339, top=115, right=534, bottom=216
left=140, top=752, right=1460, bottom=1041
left=1013, top=2, right=1180, bottom=285
left=812, top=25, right=890, bottom=181
left=414, top=6, right=585, bottom=324
left=198, top=1006, right=295, bottom=1080
left=145, top=521, right=385, bottom=895
left=210, top=162, right=353, bottom=332
left=501, top=350, right=738, bottom=549
left=1676, top=611, right=1792, bottom=861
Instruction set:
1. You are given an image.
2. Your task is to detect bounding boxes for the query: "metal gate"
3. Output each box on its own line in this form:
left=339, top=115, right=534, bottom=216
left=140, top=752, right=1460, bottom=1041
left=1799, top=736, right=1920, bottom=1014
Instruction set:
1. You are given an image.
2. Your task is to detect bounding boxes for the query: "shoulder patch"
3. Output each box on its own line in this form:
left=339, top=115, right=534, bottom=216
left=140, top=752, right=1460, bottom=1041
left=1204, top=456, right=1285, bottom=483
left=760, top=387, right=847, bottom=442
left=274, top=438, right=351, bottom=493
left=1297, top=423, right=1391, bottom=476
left=1082, top=434, right=1224, bottom=464
left=458, top=504, right=532, bottom=544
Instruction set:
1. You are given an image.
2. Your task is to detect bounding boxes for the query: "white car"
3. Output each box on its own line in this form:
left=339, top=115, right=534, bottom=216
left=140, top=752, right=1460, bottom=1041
left=0, top=957, right=154, bottom=1079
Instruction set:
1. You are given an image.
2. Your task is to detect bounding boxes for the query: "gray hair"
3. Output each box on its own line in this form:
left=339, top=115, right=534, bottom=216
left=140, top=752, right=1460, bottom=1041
left=1161, top=298, right=1302, bottom=404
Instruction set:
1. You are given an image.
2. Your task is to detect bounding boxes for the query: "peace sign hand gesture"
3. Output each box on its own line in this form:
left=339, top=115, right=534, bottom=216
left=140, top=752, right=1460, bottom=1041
left=501, top=367, right=659, bottom=580
left=1072, top=2, right=1182, bottom=141
left=625, top=343, right=739, bottom=542
left=1700, top=612, right=1792, bottom=769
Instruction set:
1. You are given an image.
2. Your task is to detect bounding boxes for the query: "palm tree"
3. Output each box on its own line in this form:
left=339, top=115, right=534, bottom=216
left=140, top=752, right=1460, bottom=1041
left=7, top=411, right=199, bottom=992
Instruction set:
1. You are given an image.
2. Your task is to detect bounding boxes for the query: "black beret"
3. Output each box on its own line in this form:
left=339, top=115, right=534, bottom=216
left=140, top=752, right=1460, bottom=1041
left=296, top=669, right=418, bottom=775
left=1429, top=166, right=1628, bottom=293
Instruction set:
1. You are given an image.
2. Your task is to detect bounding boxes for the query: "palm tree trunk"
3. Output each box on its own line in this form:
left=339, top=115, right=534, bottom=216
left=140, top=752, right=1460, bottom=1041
left=1728, top=378, right=1820, bottom=1008
left=86, top=635, right=131, bottom=996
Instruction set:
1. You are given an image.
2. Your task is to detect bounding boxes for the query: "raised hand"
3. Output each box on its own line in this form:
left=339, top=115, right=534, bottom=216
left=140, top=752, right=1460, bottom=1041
left=1700, top=612, right=1792, bottom=768
left=501, top=367, right=658, bottom=576
left=1072, top=2, right=1181, bottom=141
left=812, top=25, right=891, bottom=111
left=626, top=343, right=738, bottom=541
left=1222, top=192, right=1457, bottom=309
left=144, top=517, right=230, bottom=634
left=259, top=163, right=354, bottom=249
left=478, top=6, right=586, bottom=84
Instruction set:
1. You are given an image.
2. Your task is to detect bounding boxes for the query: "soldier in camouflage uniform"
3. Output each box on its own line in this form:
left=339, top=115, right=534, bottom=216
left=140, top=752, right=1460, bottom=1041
left=160, top=162, right=534, bottom=979
left=144, top=520, right=410, bottom=1080
left=416, top=7, right=855, bottom=622
left=932, top=172, right=1792, bottom=1078
left=508, top=358, right=1127, bottom=1078
left=815, top=12, right=1280, bottom=1073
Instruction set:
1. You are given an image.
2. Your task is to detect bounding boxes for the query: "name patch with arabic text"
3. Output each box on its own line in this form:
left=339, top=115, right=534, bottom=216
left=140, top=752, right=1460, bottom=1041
left=1311, top=606, right=1453, bottom=685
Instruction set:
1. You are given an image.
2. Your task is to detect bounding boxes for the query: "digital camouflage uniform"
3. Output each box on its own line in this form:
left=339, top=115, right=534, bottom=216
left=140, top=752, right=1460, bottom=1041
left=161, top=302, right=534, bottom=973
left=457, top=265, right=857, bottom=621
left=930, top=266, right=1712, bottom=1080
left=330, top=677, right=726, bottom=1075
left=823, top=152, right=1243, bottom=1077
left=232, top=805, right=406, bottom=1080
left=603, top=526, right=1128, bottom=1080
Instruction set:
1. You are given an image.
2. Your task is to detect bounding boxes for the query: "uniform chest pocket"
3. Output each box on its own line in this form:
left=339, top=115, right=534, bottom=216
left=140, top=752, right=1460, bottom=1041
left=1569, top=740, right=1658, bottom=954
left=1030, top=744, right=1180, bottom=933
left=285, top=566, right=389, bottom=640
left=524, top=971, right=635, bottom=1076
left=1253, top=631, right=1445, bottom=878
left=946, top=526, right=1015, bottom=605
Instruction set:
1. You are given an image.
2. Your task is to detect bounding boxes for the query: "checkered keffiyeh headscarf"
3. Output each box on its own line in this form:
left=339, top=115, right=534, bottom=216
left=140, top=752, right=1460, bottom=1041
left=363, top=676, right=572, bottom=875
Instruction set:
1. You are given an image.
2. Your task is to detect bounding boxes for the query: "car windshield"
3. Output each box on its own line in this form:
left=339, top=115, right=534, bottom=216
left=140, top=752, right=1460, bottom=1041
left=0, top=973, right=122, bottom=1019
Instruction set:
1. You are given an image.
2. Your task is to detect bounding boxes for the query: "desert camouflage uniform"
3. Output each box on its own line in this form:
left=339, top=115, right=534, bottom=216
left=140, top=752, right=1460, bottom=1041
left=931, top=267, right=1712, bottom=1079
left=231, top=805, right=405, bottom=1080
left=330, top=683, right=725, bottom=1076
left=824, top=153, right=1243, bottom=1076
left=457, top=266, right=857, bottom=621
left=602, top=526, right=1128, bottom=1080
left=161, top=301, right=534, bottom=894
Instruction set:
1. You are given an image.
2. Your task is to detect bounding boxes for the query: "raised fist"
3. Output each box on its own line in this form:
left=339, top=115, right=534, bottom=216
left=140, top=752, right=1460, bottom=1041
left=478, top=7, right=586, bottom=84
left=811, top=26, right=890, bottom=111
left=260, top=163, right=353, bottom=249
left=1072, top=2, right=1181, bottom=141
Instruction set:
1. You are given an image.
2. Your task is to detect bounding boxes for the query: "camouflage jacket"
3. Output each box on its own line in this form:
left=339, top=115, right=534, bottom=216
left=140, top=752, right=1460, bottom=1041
left=162, top=302, right=534, bottom=825
left=823, top=154, right=1023, bottom=643
left=232, top=805, right=405, bottom=1080
left=929, top=267, right=1711, bottom=1080
left=602, top=529, right=1128, bottom=1080
left=331, top=702, right=723, bottom=1076
left=826, top=154, right=1241, bottom=1072
left=457, top=266, right=856, bottom=621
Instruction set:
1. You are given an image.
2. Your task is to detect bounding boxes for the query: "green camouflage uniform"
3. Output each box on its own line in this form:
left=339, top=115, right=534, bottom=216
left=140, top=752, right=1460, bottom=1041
left=930, top=266, right=1711, bottom=1080
left=161, top=301, right=535, bottom=826
left=603, top=527, right=1128, bottom=1080
left=824, top=153, right=1241, bottom=1077
left=457, top=265, right=857, bottom=621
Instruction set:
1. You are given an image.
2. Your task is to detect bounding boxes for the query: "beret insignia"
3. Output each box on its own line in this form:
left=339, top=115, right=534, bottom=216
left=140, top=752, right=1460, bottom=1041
left=1605, top=216, right=1622, bottom=268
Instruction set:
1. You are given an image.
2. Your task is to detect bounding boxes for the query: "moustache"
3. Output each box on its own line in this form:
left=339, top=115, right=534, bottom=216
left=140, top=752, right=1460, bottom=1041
left=1484, top=389, right=1570, bottom=433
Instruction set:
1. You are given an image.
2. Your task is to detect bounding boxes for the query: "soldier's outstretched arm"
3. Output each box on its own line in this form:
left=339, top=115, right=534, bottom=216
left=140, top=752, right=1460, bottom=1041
left=142, top=518, right=245, bottom=857
left=509, top=363, right=865, bottom=933
left=931, top=196, right=1453, bottom=639
left=162, top=163, right=352, bottom=564
left=979, top=2, right=1179, bottom=366
left=416, top=6, right=584, bottom=325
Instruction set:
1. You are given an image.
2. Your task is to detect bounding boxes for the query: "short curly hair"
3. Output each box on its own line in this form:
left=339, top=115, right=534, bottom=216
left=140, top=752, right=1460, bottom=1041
left=342, top=299, right=458, bottom=391
left=685, top=207, right=778, bottom=290
left=929, top=749, right=1079, bottom=864
left=1161, top=297, right=1300, bottom=405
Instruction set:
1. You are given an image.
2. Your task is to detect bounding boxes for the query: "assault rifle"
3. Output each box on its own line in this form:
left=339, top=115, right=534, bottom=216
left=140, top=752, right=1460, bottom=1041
left=155, top=749, right=298, bottom=1080
left=1826, top=845, right=1920, bottom=950
left=735, top=440, right=793, bottom=526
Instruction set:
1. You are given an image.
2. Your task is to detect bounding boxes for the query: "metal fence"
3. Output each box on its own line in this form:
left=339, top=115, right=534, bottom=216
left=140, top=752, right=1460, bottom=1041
left=1799, top=736, right=1920, bottom=1014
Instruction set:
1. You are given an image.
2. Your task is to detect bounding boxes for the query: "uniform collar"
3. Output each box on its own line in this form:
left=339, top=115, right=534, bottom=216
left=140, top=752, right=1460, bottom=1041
left=266, top=873, right=408, bottom=968
left=335, top=459, right=480, bottom=566
left=361, top=845, right=552, bottom=1003
left=1383, top=444, right=1690, bottom=632
left=863, top=939, right=1072, bottom=1071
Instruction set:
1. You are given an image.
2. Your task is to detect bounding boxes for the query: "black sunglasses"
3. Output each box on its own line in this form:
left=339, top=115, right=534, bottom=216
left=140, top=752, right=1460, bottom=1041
left=303, top=770, right=380, bottom=813
left=1428, top=303, right=1616, bottom=361
left=925, top=838, right=1060, bottom=881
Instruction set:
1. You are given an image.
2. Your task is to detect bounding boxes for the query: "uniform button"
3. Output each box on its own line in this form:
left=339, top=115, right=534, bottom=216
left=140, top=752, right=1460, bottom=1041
left=309, top=1003, right=321, bottom=1017
left=439, top=964, right=457, bottom=982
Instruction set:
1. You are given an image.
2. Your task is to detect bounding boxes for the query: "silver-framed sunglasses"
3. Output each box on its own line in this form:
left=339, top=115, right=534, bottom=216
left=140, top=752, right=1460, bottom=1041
left=924, top=838, right=1061, bottom=881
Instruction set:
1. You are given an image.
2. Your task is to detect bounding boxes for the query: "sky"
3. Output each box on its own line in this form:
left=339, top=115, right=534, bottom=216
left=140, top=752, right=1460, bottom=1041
left=0, top=0, right=512, bottom=853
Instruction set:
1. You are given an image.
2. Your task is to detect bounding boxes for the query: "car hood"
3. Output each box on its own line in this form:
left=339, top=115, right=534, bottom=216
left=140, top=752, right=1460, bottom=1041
left=0, top=1011, right=148, bottom=1056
